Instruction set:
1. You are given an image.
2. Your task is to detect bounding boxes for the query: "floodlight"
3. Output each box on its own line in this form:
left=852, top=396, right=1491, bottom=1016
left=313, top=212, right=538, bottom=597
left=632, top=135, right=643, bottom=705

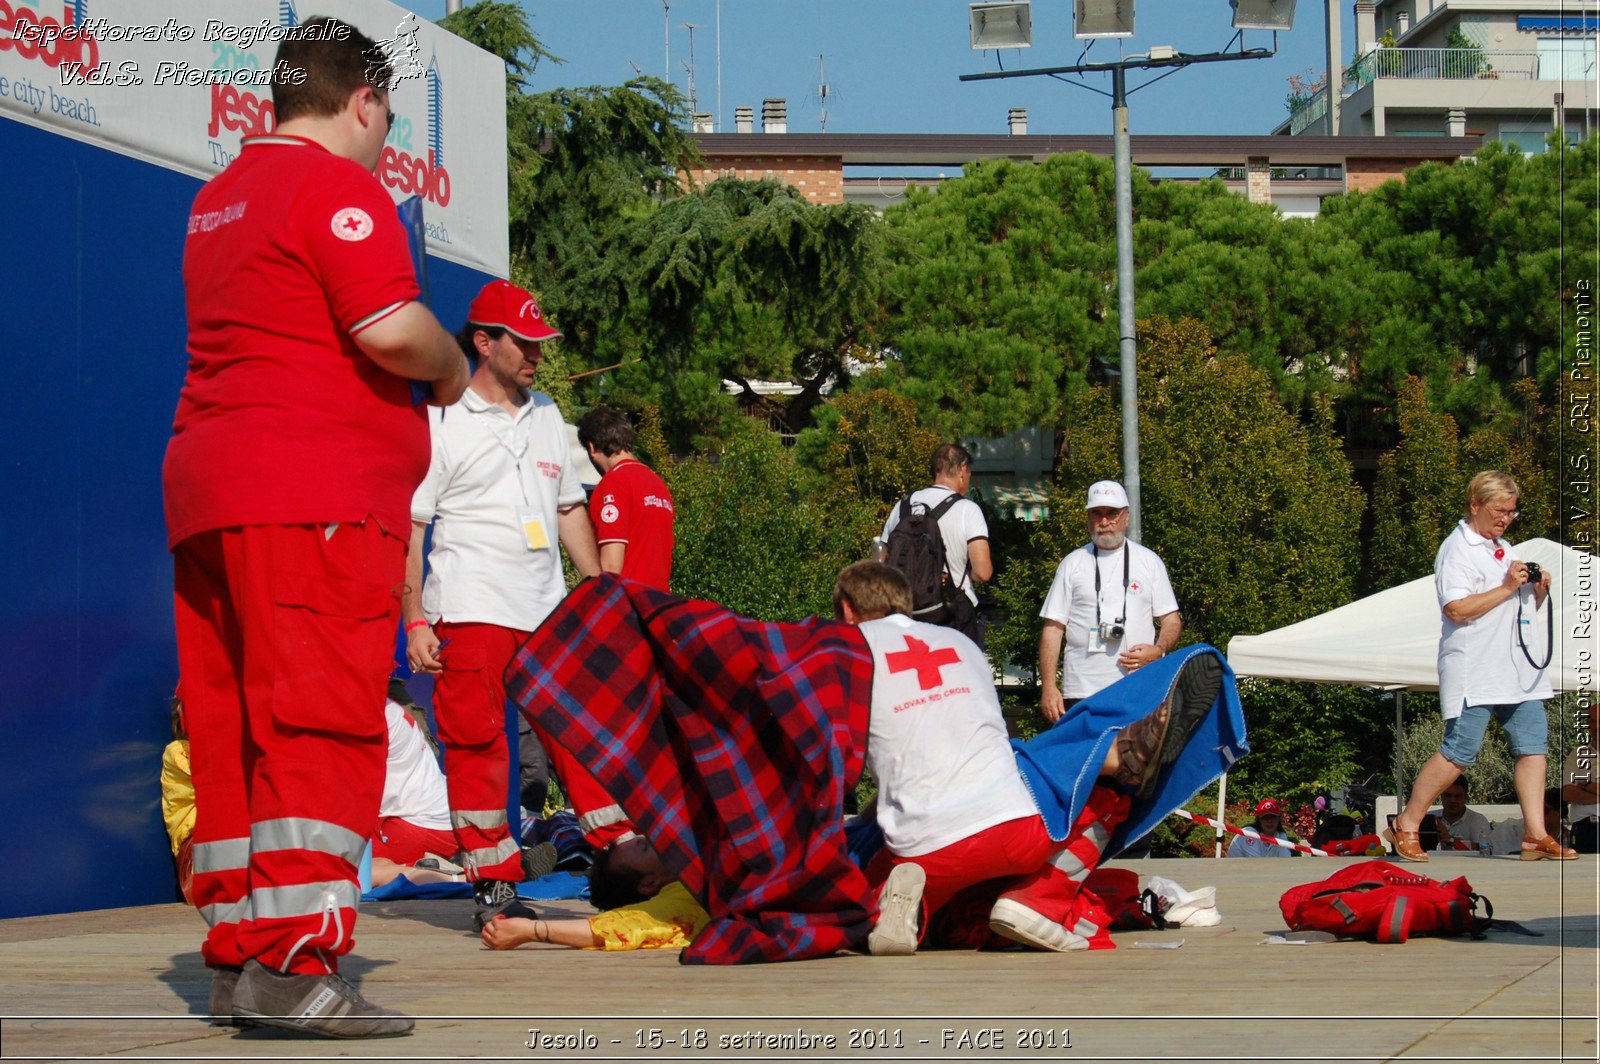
left=1074, top=0, right=1134, bottom=39
left=969, top=2, right=1032, bottom=50
left=1230, top=0, right=1297, bottom=31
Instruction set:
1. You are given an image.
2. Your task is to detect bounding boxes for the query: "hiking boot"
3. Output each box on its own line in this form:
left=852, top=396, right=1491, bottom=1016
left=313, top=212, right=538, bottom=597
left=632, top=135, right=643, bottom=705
left=520, top=841, right=559, bottom=882
left=230, top=960, right=413, bottom=1039
left=1113, top=653, right=1223, bottom=799
left=473, top=878, right=538, bottom=932
left=207, top=965, right=249, bottom=1027
left=867, top=862, right=925, bottom=956
left=989, top=898, right=1090, bottom=953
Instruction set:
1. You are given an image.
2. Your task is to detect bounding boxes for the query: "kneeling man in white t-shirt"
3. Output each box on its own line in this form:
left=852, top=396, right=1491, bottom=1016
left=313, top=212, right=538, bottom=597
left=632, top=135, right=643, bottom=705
left=835, top=562, right=1216, bottom=955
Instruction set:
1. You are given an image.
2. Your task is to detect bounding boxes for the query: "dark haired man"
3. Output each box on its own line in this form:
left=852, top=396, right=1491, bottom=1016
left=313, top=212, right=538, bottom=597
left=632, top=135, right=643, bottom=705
left=403, top=280, right=601, bottom=930
left=577, top=408, right=675, bottom=591
left=878, top=443, right=992, bottom=644
left=166, top=16, right=469, bottom=1038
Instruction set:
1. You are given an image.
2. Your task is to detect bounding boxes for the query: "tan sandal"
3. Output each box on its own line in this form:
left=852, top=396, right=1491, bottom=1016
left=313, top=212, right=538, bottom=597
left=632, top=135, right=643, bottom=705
left=1520, top=834, right=1578, bottom=861
left=1384, top=827, right=1428, bottom=862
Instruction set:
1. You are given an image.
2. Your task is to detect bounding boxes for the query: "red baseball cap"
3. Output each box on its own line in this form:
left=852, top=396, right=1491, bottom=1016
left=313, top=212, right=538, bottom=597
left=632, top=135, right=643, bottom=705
left=1255, top=798, right=1284, bottom=817
left=466, top=280, right=562, bottom=343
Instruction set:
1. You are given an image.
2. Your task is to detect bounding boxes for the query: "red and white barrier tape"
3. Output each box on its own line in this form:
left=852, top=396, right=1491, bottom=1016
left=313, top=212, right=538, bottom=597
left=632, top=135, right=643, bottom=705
left=1173, top=808, right=1331, bottom=857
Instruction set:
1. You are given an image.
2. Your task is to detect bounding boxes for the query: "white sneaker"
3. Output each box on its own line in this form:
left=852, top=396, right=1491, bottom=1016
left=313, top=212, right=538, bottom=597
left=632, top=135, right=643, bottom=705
left=989, top=898, right=1090, bottom=952
left=867, top=863, right=925, bottom=956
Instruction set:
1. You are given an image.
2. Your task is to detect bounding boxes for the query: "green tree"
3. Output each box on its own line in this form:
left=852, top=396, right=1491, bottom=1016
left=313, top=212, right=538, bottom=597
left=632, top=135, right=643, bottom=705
left=658, top=420, right=874, bottom=621
left=988, top=318, right=1375, bottom=790
left=880, top=153, right=1370, bottom=439
left=605, top=179, right=887, bottom=449
left=1370, top=377, right=1464, bottom=586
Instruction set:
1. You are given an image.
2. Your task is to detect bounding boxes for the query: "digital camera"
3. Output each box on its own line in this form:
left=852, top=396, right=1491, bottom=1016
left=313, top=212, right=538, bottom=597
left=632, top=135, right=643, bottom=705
left=1106, top=622, right=1126, bottom=641
left=1524, top=561, right=1543, bottom=585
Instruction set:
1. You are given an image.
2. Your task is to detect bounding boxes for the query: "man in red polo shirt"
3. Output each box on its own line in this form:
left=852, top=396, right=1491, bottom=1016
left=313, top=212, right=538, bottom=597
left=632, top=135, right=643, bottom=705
left=577, top=408, right=675, bottom=591
left=164, top=18, right=469, bottom=1038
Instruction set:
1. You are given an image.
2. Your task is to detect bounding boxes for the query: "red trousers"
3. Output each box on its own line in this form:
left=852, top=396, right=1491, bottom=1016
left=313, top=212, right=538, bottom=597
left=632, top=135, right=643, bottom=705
left=870, top=785, right=1131, bottom=950
left=175, top=522, right=402, bottom=976
left=371, top=817, right=459, bottom=865
left=529, top=721, right=638, bottom=850
left=431, top=621, right=527, bottom=881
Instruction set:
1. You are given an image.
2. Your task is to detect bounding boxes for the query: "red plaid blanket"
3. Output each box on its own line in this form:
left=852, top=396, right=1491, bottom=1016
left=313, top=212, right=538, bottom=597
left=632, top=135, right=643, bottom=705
left=504, top=576, right=876, bottom=964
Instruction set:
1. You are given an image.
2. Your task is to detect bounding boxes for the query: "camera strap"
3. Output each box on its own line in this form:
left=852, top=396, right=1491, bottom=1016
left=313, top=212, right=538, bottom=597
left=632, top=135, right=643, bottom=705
left=1516, top=577, right=1554, bottom=671
left=1091, top=542, right=1130, bottom=630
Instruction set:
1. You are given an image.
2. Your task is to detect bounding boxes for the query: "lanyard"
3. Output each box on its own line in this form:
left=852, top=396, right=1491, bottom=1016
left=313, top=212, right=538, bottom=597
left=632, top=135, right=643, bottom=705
left=1091, top=542, right=1129, bottom=629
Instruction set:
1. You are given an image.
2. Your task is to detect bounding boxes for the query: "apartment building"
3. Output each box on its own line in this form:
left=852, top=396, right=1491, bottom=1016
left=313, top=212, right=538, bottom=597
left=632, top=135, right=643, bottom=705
left=1280, top=0, right=1596, bottom=146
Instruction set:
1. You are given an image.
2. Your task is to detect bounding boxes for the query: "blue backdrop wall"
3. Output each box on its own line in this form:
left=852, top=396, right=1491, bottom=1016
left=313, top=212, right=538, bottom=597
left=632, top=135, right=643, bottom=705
left=0, top=117, right=495, bottom=919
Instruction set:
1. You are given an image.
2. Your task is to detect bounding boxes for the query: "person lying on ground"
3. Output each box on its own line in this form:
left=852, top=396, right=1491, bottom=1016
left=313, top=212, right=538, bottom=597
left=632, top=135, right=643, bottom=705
left=481, top=835, right=709, bottom=952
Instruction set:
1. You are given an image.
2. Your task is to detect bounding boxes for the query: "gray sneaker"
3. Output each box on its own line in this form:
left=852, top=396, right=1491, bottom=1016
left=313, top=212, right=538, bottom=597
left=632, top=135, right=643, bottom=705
left=231, top=960, right=414, bottom=1039
left=867, top=862, right=925, bottom=956
left=207, top=965, right=249, bottom=1027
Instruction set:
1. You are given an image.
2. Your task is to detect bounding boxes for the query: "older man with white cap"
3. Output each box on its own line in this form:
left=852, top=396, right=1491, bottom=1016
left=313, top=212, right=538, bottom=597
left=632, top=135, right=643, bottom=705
left=1038, top=480, right=1182, bottom=722
left=400, top=280, right=601, bottom=929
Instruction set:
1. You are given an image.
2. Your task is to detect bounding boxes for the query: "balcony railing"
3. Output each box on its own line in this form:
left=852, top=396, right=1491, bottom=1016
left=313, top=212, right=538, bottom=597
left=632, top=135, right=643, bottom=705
left=1347, top=48, right=1544, bottom=87
left=1288, top=86, right=1330, bottom=135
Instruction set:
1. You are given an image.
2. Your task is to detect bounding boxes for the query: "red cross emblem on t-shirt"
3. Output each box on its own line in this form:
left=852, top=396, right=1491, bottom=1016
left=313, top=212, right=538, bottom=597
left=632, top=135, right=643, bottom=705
left=884, top=635, right=962, bottom=690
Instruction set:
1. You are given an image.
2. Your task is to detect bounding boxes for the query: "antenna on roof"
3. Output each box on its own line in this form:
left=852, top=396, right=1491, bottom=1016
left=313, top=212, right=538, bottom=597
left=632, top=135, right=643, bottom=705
left=817, top=55, right=830, bottom=131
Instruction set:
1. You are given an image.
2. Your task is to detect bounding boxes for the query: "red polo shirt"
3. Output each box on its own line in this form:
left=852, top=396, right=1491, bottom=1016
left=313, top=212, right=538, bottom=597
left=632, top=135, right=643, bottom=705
left=163, top=135, right=426, bottom=548
left=590, top=458, right=675, bottom=590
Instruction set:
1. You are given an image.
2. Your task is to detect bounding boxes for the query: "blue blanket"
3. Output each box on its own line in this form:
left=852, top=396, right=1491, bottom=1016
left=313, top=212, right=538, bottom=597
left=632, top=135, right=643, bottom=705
left=1013, top=644, right=1247, bottom=855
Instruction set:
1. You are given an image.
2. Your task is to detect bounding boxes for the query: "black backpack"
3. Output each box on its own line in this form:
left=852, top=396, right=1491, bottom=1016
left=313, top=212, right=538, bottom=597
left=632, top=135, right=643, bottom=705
left=884, top=493, right=964, bottom=620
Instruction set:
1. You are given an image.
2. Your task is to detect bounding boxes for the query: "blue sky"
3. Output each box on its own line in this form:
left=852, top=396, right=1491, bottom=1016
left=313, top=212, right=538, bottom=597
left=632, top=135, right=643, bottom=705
left=403, top=1, right=1354, bottom=137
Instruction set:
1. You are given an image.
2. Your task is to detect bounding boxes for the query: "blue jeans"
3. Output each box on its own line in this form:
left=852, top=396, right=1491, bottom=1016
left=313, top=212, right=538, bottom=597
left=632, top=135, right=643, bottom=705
left=1438, top=699, right=1548, bottom=767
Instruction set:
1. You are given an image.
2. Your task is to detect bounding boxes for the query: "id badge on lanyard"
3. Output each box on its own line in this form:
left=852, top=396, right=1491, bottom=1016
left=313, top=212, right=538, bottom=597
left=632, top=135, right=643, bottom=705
left=519, top=508, right=551, bottom=551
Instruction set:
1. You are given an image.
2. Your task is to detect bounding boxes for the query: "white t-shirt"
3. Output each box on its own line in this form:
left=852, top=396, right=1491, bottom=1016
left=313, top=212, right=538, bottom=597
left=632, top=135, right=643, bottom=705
left=412, top=388, right=586, bottom=632
left=1435, top=522, right=1553, bottom=719
left=1039, top=540, right=1180, bottom=699
left=381, top=701, right=452, bottom=831
left=858, top=614, right=1037, bottom=856
left=1427, top=806, right=1492, bottom=850
left=880, top=487, right=989, bottom=606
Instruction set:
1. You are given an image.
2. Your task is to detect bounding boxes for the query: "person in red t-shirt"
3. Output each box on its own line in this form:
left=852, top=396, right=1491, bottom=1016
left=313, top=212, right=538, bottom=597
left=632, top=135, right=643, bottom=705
left=577, top=408, right=675, bottom=592
left=163, top=18, right=469, bottom=1039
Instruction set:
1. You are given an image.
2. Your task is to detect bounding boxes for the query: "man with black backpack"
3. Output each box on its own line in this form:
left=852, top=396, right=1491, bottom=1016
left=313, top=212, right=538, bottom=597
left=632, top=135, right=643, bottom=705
left=879, top=443, right=993, bottom=646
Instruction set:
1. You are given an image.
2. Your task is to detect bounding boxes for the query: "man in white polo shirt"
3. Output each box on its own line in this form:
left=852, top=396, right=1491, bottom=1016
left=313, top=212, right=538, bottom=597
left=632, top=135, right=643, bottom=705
left=402, top=280, right=601, bottom=928
left=1039, top=481, right=1182, bottom=722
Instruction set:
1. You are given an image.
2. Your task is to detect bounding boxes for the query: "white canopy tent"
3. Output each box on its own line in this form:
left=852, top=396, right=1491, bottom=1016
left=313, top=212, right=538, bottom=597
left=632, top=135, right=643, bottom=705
left=1225, top=538, right=1597, bottom=821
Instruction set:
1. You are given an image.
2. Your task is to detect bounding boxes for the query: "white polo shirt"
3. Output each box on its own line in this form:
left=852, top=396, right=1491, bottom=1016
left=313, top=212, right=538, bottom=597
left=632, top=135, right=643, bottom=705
left=880, top=487, right=989, bottom=605
left=381, top=701, right=451, bottom=831
left=411, top=387, right=586, bottom=632
left=1040, top=540, right=1179, bottom=699
left=859, top=614, right=1037, bottom=856
left=1435, top=521, right=1552, bottom=719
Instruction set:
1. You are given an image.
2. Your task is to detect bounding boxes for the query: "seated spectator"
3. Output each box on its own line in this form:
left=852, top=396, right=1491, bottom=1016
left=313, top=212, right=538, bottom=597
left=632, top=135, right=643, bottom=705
left=482, top=836, right=708, bottom=952
left=1563, top=704, right=1599, bottom=854
left=1426, top=780, right=1491, bottom=852
left=1226, top=799, right=1298, bottom=858
left=370, top=697, right=460, bottom=886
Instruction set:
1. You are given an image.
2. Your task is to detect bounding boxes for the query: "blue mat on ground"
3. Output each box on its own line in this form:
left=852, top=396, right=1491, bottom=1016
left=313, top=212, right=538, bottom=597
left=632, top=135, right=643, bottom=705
left=361, top=871, right=591, bottom=904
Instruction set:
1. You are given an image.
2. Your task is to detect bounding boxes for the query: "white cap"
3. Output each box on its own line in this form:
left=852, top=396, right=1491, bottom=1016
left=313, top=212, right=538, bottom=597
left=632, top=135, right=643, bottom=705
left=1085, top=480, right=1129, bottom=510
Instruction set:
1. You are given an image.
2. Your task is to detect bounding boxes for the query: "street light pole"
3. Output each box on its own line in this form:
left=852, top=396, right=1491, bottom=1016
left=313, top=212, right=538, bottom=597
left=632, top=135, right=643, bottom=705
left=961, top=45, right=1275, bottom=540
left=1110, top=65, right=1141, bottom=540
